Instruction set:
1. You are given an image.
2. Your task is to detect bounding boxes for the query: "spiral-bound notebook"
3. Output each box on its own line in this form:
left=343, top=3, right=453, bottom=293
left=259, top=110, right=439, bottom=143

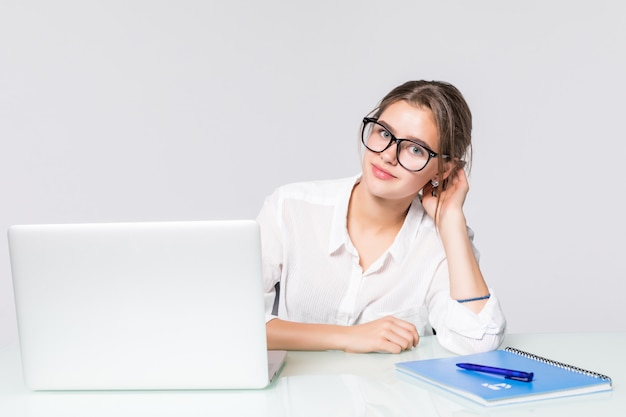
left=396, top=347, right=612, bottom=406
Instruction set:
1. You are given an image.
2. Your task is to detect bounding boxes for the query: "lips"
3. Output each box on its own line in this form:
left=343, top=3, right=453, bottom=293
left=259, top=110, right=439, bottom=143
left=371, top=164, right=396, bottom=180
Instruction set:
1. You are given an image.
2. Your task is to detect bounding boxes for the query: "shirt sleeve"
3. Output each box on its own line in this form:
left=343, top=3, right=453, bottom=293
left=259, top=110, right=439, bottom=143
left=429, top=289, right=507, bottom=355
left=426, top=246, right=507, bottom=355
left=256, top=189, right=284, bottom=323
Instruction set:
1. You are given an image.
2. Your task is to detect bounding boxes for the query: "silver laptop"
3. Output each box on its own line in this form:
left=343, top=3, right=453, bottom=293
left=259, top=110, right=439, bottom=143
left=8, top=220, right=286, bottom=390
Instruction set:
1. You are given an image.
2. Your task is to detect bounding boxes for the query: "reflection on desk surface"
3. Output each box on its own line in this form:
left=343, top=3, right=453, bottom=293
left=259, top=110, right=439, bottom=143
left=0, top=333, right=623, bottom=417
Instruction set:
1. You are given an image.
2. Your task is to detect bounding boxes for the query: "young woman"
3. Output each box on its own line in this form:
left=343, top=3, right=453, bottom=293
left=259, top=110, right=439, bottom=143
left=257, top=80, right=506, bottom=355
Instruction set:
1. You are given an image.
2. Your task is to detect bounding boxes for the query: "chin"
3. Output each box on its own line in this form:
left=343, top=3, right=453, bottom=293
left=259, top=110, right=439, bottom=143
left=362, top=175, right=420, bottom=202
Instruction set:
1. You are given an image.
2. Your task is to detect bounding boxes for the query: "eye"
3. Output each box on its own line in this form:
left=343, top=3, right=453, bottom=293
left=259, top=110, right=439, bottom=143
left=407, top=144, right=425, bottom=156
left=377, top=126, right=392, bottom=140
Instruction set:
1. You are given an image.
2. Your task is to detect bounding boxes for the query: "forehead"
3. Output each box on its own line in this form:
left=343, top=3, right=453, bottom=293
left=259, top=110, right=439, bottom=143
left=377, top=101, right=439, bottom=146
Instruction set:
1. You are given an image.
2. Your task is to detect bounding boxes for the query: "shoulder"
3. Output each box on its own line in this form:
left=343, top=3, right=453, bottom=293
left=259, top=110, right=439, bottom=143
left=268, top=175, right=358, bottom=204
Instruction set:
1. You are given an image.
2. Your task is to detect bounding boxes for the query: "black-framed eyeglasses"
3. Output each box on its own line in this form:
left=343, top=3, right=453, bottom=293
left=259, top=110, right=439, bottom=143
left=361, top=117, right=449, bottom=172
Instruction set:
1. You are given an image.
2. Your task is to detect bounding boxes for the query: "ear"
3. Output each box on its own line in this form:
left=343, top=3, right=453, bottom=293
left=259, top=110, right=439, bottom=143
left=439, top=159, right=459, bottom=182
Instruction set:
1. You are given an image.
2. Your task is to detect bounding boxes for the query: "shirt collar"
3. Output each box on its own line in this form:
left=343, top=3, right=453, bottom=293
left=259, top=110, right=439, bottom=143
left=389, top=197, right=426, bottom=262
left=328, top=174, right=360, bottom=254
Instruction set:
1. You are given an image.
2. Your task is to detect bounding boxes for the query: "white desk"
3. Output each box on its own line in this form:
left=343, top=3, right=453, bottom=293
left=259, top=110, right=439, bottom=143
left=1, top=333, right=623, bottom=416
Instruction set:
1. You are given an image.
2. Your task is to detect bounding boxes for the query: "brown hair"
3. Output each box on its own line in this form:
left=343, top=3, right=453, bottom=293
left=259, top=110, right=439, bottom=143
left=369, top=80, right=473, bottom=185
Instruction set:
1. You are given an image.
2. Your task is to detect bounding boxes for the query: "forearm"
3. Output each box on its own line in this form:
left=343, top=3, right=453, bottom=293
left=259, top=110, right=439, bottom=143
left=266, top=316, right=419, bottom=353
left=266, top=318, right=347, bottom=351
left=438, top=212, right=489, bottom=313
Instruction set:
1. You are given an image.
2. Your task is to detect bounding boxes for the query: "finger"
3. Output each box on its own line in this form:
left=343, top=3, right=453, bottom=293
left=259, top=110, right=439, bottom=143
left=450, top=168, right=469, bottom=190
left=384, top=324, right=419, bottom=350
left=393, top=324, right=419, bottom=348
left=375, top=334, right=409, bottom=354
left=381, top=330, right=411, bottom=351
left=385, top=317, right=419, bottom=346
left=389, top=316, right=420, bottom=336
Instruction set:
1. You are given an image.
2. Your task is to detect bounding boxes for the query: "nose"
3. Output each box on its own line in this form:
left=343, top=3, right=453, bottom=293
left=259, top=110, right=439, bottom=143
left=380, top=140, right=398, bottom=165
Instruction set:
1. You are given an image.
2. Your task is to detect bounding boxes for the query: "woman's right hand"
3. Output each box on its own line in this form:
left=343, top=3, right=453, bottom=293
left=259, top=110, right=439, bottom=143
left=342, top=316, right=419, bottom=354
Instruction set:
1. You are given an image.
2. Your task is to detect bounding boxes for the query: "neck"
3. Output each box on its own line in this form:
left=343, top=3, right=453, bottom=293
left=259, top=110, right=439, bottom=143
left=348, top=182, right=412, bottom=231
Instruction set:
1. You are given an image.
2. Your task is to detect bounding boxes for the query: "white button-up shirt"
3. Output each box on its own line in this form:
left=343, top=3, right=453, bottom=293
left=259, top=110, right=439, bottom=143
left=256, top=175, right=506, bottom=354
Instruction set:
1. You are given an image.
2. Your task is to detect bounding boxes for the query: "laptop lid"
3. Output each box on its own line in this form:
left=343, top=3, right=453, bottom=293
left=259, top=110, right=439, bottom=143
left=8, top=220, right=286, bottom=390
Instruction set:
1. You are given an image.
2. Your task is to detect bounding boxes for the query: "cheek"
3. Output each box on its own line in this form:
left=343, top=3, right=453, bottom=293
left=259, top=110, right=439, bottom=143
left=405, top=174, right=429, bottom=193
left=418, top=164, right=439, bottom=183
left=387, top=171, right=430, bottom=198
left=406, top=166, right=437, bottom=190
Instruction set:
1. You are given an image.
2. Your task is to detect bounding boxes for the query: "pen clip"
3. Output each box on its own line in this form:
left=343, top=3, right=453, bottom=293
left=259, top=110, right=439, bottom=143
left=505, top=374, right=534, bottom=382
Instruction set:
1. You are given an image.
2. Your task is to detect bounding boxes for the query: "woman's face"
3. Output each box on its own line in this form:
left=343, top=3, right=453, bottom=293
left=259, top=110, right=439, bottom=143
left=360, top=100, right=440, bottom=203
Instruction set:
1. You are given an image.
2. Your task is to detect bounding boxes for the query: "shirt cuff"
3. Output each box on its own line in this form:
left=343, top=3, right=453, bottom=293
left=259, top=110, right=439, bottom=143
left=444, top=289, right=506, bottom=339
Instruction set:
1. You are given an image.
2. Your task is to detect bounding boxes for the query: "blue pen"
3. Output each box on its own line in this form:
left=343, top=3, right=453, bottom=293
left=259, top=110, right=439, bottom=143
left=456, top=363, right=534, bottom=382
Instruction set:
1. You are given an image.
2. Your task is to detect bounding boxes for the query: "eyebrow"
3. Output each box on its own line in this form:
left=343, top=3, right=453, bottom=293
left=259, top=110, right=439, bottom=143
left=377, top=119, right=435, bottom=150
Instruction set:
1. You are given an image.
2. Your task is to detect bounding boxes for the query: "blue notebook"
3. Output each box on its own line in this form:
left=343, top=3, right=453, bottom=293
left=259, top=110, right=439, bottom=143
left=396, top=347, right=612, bottom=406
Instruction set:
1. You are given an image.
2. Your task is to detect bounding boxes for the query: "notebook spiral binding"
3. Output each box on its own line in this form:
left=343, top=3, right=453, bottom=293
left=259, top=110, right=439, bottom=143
left=504, top=347, right=612, bottom=384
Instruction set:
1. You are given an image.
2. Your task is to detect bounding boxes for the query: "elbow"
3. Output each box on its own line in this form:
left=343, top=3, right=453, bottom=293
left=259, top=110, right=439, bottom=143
left=436, top=323, right=507, bottom=355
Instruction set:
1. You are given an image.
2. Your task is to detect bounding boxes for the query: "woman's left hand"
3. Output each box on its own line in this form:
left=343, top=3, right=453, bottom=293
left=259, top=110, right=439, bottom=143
left=421, top=167, right=469, bottom=227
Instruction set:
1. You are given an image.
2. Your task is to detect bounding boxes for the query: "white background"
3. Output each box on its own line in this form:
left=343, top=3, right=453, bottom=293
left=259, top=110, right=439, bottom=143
left=1, top=0, right=625, bottom=347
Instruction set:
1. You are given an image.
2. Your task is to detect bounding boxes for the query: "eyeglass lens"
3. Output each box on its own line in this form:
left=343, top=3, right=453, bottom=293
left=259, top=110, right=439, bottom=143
left=362, top=121, right=432, bottom=171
